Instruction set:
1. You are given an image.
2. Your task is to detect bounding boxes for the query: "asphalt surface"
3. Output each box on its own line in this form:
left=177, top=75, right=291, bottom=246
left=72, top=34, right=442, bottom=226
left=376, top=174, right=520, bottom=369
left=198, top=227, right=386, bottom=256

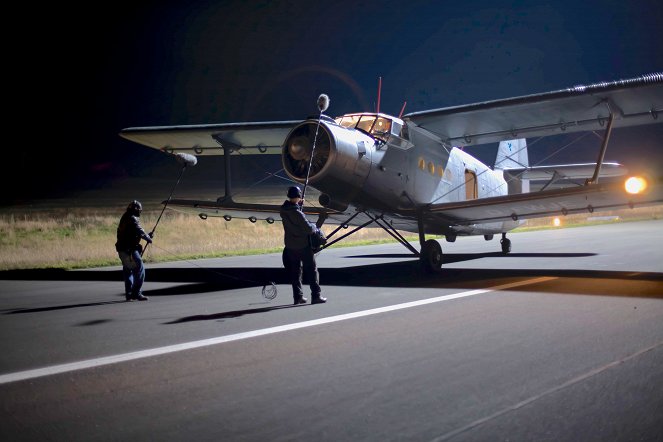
left=1, top=220, right=662, bottom=441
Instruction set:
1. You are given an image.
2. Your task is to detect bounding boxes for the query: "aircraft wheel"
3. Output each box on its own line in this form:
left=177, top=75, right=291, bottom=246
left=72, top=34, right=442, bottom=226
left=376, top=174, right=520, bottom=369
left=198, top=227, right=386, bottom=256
left=420, top=239, right=443, bottom=273
left=500, top=238, right=512, bottom=254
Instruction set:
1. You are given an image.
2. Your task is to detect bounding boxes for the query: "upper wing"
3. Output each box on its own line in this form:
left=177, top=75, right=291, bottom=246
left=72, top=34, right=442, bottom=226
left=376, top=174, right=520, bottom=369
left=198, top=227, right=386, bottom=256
left=420, top=177, right=663, bottom=226
left=405, top=73, right=663, bottom=146
left=119, top=121, right=299, bottom=155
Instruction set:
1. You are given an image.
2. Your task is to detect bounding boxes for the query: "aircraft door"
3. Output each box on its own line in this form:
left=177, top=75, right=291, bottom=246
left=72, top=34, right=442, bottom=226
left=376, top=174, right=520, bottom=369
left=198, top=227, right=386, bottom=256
left=465, top=170, right=478, bottom=200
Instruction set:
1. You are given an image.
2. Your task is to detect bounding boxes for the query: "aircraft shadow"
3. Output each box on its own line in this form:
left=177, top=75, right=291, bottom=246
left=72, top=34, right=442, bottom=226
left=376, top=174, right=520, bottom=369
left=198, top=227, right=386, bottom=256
left=347, top=252, right=597, bottom=264
left=2, top=253, right=661, bottom=317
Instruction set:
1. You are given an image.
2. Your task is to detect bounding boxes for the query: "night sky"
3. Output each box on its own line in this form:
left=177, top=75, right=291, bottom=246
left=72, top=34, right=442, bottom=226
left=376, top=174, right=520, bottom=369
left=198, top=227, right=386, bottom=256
left=6, top=0, right=662, bottom=204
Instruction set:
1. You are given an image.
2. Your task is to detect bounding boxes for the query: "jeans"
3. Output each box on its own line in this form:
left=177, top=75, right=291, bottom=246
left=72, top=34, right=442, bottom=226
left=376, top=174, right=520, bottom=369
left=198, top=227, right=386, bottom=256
left=118, top=250, right=145, bottom=296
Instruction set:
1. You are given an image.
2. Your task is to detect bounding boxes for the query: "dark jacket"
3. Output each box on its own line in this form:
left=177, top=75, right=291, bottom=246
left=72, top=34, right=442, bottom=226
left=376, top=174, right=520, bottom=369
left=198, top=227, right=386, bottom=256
left=115, top=211, right=150, bottom=252
left=280, top=200, right=317, bottom=249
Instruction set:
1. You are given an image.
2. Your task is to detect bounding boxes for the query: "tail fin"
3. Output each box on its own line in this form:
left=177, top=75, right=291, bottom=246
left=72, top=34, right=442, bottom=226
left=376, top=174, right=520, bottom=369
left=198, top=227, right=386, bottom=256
left=495, top=139, right=529, bottom=170
left=495, top=139, right=529, bottom=194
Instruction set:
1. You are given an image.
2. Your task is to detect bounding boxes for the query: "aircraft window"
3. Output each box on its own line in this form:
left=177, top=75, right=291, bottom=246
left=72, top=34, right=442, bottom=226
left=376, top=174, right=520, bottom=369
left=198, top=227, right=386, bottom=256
left=400, top=124, right=409, bottom=140
left=335, top=114, right=394, bottom=143
left=336, top=115, right=361, bottom=128
left=357, top=116, right=376, bottom=133
left=391, top=121, right=402, bottom=136
left=418, top=157, right=426, bottom=170
left=371, top=117, right=392, bottom=137
left=428, top=162, right=435, bottom=175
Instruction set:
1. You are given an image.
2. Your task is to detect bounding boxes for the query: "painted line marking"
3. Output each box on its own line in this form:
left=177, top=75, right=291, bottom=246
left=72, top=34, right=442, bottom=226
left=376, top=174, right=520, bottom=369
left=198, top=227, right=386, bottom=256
left=0, top=276, right=556, bottom=385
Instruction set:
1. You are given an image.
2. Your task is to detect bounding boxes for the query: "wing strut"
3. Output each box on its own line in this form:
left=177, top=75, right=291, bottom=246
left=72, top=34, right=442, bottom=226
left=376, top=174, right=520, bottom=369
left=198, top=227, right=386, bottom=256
left=586, top=103, right=615, bottom=185
left=213, top=137, right=236, bottom=203
left=316, top=211, right=419, bottom=256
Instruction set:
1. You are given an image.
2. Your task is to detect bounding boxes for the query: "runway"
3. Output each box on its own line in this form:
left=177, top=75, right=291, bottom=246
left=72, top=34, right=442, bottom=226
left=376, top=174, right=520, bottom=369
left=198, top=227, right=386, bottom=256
left=1, top=220, right=662, bottom=441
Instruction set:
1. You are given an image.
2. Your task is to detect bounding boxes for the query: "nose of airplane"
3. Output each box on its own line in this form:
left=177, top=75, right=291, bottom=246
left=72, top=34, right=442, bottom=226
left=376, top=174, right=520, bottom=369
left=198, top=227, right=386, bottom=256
left=282, top=120, right=332, bottom=180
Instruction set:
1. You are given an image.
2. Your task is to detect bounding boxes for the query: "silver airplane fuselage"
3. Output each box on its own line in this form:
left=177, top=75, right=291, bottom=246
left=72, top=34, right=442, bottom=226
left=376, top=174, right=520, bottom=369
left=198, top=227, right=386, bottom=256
left=282, top=112, right=520, bottom=236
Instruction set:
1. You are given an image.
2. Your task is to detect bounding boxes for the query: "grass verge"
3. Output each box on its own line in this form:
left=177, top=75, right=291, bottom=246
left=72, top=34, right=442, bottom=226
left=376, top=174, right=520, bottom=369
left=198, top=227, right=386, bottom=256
left=0, top=206, right=660, bottom=270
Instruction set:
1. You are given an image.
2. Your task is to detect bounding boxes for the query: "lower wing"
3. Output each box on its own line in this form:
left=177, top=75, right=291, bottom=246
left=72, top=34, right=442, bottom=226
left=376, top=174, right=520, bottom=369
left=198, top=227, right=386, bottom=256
left=422, top=177, right=663, bottom=225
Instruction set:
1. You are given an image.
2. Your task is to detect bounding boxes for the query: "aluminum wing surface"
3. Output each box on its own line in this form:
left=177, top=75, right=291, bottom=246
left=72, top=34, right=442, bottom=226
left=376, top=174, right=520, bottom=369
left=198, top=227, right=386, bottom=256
left=119, top=121, right=300, bottom=155
left=405, top=73, right=663, bottom=146
left=505, top=163, right=626, bottom=181
left=162, top=198, right=374, bottom=226
left=419, top=178, right=663, bottom=226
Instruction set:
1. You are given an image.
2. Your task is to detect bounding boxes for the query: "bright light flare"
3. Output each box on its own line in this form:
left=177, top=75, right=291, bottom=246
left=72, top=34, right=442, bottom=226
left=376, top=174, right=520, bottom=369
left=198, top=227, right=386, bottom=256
left=625, top=176, right=647, bottom=194
left=553, top=217, right=561, bottom=227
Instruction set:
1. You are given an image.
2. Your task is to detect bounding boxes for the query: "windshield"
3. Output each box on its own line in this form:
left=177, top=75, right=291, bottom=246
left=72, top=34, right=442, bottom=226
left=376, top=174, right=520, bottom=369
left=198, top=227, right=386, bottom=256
left=335, top=114, right=392, bottom=139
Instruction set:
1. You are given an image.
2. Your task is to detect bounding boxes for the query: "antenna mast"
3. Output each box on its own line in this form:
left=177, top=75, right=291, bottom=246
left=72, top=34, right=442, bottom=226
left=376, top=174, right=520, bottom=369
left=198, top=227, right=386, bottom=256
left=376, top=76, right=382, bottom=114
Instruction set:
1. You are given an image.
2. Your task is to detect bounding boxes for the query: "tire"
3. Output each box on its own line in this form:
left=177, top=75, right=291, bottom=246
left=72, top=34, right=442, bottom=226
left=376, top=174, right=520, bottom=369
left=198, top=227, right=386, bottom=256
left=500, top=238, right=512, bottom=254
left=420, top=239, right=443, bottom=273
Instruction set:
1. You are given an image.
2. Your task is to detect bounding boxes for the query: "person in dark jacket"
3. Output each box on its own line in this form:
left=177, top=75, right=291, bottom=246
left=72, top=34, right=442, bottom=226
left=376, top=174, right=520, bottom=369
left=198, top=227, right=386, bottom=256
left=115, top=200, right=152, bottom=301
left=280, top=186, right=327, bottom=305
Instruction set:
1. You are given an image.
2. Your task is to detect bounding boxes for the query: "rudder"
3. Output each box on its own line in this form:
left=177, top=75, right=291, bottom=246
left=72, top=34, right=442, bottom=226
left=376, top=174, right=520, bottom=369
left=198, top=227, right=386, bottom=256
left=495, top=139, right=529, bottom=194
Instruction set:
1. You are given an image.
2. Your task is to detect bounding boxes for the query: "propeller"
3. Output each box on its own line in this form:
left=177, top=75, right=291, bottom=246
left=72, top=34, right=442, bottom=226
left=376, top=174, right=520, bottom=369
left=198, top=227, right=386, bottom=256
left=285, top=122, right=330, bottom=179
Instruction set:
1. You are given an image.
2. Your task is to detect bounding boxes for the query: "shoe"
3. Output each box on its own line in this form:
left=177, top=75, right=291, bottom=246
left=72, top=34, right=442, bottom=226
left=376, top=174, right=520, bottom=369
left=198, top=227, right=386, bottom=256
left=311, top=296, right=327, bottom=304
left=133, top=293, right=149, bottom=301
left=294, top=296, right=308, bottom=305
left=125, top=293, right=133, bottom=302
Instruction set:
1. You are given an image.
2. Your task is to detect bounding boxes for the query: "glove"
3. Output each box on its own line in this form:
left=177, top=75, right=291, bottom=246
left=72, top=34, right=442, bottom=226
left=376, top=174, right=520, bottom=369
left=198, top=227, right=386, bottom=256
left=148, top=232, right=154, bottom=239
left=145, top=236, right=153, bottom=244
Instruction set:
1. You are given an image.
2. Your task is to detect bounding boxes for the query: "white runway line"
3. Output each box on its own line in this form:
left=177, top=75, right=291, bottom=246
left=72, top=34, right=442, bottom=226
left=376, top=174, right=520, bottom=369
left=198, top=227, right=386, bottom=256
left=0, top=276, right=556, bottom=385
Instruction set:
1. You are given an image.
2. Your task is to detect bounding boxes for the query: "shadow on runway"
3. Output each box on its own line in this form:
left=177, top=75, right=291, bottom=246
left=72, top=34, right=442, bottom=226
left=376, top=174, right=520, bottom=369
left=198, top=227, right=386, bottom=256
left=347, top=252, right=597, bottom=264
left=2, top=252, right=662, bottom=316
left=165, top=303, right=304, bottom=324
left=5, top=300, right=127, bottom=314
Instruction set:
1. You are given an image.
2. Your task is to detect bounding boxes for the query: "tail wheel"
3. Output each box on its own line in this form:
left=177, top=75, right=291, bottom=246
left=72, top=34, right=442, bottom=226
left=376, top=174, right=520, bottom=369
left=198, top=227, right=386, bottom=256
left=421, top=239, right=443, bottom=273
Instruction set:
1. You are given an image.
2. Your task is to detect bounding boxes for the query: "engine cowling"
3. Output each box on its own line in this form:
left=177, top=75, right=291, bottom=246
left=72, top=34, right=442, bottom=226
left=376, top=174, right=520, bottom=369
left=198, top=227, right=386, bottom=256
left=282, top=119, right=373, bottom=203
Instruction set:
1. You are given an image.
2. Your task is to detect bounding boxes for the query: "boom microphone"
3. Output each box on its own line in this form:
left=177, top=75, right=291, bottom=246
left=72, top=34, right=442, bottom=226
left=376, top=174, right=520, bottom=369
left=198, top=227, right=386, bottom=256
left=317, top=94, right=330, bottom=112
left=175, top=152, right=198, bottom=167
left=142, top=152, right=198, bottom=257
left=303, top=94, right=331, bottom=202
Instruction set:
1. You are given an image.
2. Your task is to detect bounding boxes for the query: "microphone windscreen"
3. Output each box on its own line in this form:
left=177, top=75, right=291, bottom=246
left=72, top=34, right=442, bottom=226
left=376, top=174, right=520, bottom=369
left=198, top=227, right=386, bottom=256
left=317, top=94, right=330, bottom=112
left=176, top=152, right=198, bottom=167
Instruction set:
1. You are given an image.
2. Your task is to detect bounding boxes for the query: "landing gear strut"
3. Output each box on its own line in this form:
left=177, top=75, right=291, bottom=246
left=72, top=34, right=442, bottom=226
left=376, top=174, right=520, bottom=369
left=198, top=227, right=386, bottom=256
left=317, top=210, right=444, bottom=273
left=500, top=233, right=511, bottom=254
left=418, top=215, right=443, bottom=273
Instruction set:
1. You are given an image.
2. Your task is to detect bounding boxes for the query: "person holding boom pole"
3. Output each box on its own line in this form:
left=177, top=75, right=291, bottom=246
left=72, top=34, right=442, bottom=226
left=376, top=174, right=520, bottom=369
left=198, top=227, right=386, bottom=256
left=280, top=94, right=329, bottom=305
left=115, top=153, right=197, bottom=302
left=115, top=200, right=152, bottom=301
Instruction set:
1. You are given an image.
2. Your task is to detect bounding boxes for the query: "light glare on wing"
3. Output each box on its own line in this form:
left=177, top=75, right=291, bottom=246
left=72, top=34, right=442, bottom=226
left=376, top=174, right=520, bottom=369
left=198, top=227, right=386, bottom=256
left=625, top=176, right=648, bottom=194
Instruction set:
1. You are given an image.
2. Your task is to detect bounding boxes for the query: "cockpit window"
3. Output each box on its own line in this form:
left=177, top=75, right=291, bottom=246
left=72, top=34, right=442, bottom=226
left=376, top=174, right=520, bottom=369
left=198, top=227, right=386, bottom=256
left=371, top=117, right=391, bottom=137
left=356, top=116, right=376, bottom=133
left=336, top=115, right=361, bottom=128
left=335, top=114, right=392, bottom=140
